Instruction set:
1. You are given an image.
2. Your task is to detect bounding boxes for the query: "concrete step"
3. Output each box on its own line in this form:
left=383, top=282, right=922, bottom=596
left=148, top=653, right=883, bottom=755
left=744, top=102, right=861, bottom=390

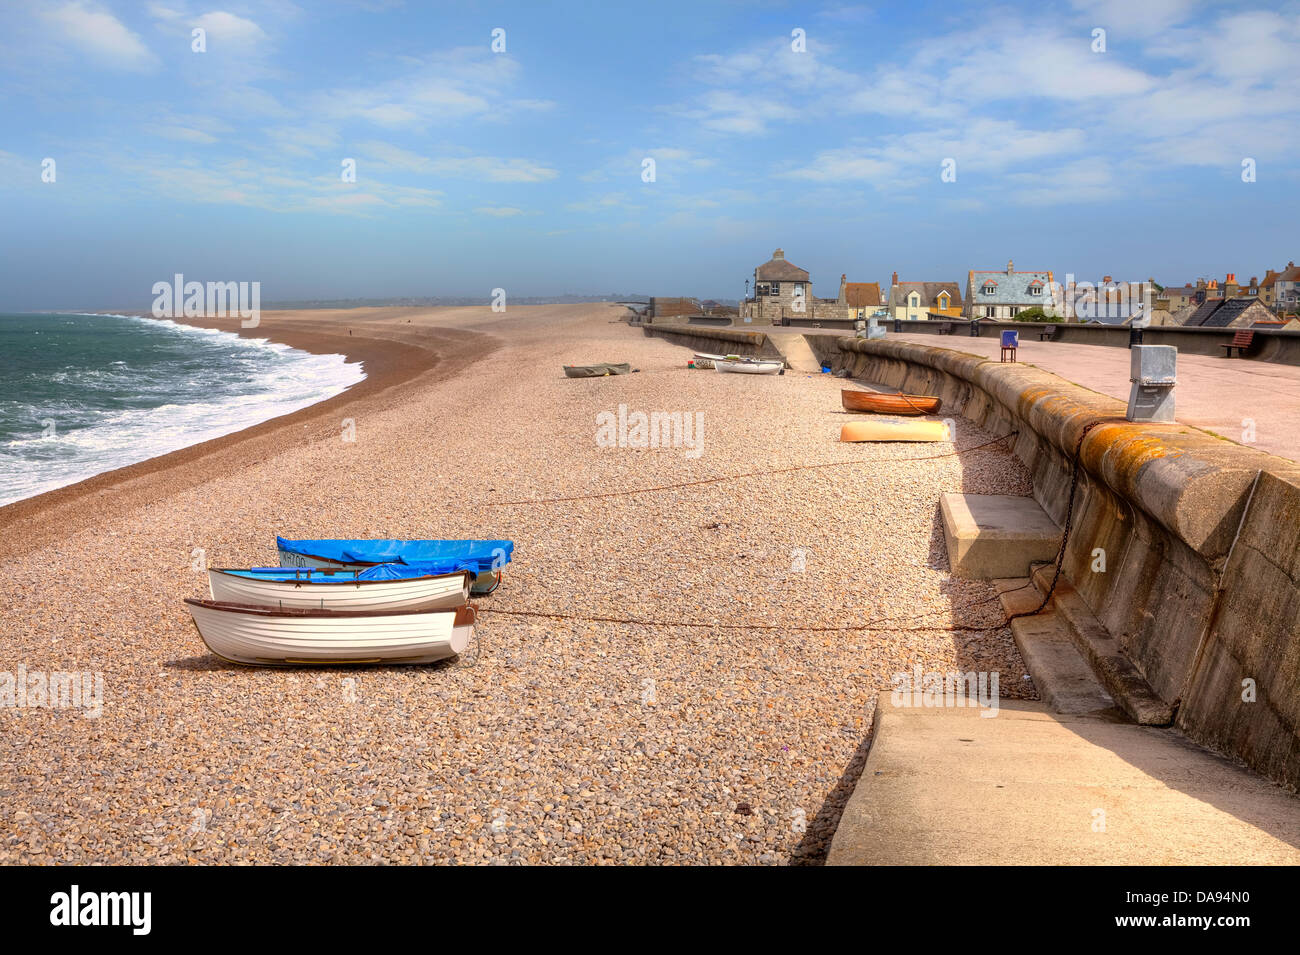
left=1030, top=566, right=1174, bottom=726
left=826, top=693, right=1300, bottom=865
left=773, top=334, right=825, bottom=374
left=940, top=493, right=1063, bottom=580
left=994, top=578, right=1119, bottom=718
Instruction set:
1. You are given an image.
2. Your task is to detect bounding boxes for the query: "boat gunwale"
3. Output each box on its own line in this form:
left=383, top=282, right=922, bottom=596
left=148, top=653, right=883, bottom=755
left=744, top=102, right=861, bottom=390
left=209, top=567, right=472, bottom=588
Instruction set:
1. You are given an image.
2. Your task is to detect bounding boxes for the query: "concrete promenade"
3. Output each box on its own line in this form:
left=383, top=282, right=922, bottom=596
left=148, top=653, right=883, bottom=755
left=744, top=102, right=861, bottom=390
left=891, top=332, right=1300, bottom=462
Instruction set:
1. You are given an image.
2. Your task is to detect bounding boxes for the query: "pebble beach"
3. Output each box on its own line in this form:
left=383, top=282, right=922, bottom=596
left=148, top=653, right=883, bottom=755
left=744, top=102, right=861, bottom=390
left=0, top=303, right=1037, bottom=865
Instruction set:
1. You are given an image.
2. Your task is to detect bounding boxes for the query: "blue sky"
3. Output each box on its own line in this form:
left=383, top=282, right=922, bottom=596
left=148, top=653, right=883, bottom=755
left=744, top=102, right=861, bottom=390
left=1, top=0, right=1297, bottom=309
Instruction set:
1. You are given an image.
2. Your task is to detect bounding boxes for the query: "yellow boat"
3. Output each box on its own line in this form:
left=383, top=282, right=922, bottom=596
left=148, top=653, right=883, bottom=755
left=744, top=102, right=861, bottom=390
left=840, top=418, right=949, bottom=443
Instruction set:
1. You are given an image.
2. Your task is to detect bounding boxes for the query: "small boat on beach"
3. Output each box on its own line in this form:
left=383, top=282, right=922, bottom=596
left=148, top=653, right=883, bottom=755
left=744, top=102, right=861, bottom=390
left=275, top=537, right=514, bottom=595
left=840, top=418, right=950, bottom=443
left=715, top=356, right=784, bottom=375
left=184, top=599, right=477, bottom=666
left=208, top=566, right=472, bottom=612
left=563, top=363, right=633, bottom=378
left=841, top=389, right=941, bottom=415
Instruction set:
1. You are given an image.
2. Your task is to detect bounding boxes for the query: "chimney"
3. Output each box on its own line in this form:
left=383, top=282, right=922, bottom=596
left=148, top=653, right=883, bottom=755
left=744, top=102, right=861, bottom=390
left=772, top=248, right=785, bottom=259
left=1103, top=275, right=1112, bottom=284
left=891, top=270, right=899, bottom=287
left=1006, top=259, right=1014, bottom=275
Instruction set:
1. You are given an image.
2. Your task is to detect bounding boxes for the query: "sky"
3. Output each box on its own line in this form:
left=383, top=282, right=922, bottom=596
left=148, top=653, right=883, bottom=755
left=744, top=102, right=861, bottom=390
left=1, top=0, right=1298, bottom=309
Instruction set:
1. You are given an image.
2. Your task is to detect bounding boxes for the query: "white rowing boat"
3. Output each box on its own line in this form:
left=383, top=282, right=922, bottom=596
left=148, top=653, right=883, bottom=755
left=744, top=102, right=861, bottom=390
left=207, top=567, right=471, bottom=612
left=715, top=356, right=784, bottom=375
left=184, top=599, right=476, bottom=666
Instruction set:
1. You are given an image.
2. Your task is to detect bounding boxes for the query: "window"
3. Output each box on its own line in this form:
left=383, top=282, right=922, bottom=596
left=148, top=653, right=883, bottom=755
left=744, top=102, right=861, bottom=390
left=938, top=293, right=949, bottom=309
left=908, top=293, right=919, bottom=306
left=769, top=282, right=780, bottom=297
left=985, top=306, right=996, bottom=317
left=982, top=282, right=997, bottom=294
left=1029, top=284, right=1041, bottom=295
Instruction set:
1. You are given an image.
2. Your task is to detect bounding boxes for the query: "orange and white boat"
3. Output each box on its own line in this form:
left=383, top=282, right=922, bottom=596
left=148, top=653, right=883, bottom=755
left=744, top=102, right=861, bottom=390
left=841, top=389, right=941, bottom=415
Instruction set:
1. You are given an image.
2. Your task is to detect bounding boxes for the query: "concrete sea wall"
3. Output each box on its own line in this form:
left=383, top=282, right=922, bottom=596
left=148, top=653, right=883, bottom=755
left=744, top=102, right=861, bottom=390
left=640, top=324, right=787, bottom=362
left=808, top=335, right=1300, bottom=788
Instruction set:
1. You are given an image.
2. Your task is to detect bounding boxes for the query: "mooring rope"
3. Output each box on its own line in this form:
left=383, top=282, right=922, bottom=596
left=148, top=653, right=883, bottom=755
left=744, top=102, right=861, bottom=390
left=474, top=424, right=1105, bottom=638
left=485, top=430, right=1019, bottom=506
left=479, top=580, right=1041, bottom=636
left=1006, top=420, right=1103, bottom=621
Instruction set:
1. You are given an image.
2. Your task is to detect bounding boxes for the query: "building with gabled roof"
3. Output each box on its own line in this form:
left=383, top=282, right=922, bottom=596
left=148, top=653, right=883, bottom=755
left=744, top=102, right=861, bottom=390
left=836, top=275, right=883, bottom=319
left=964, top=260, right=1055, bottom=319
left=1180, top=297, right=1275, bottom=328
left=888, top=272, right=962, bottom=321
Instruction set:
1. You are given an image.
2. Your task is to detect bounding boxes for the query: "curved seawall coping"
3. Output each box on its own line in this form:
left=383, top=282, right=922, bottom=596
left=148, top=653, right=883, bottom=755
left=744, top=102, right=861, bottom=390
left=640, top=324, right=786, bottom=362
left=812, top=335, right=1300, bottom=788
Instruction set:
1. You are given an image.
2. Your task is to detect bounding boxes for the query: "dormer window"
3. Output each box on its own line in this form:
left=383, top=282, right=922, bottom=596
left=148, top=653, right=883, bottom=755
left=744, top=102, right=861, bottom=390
left=938, top=292, right=950, bottom=308
left=982, top=281, right=997, bottom=294
left=1028, top=281, right=1042, bottom=296
left=908, top=292, right=919, bottom=306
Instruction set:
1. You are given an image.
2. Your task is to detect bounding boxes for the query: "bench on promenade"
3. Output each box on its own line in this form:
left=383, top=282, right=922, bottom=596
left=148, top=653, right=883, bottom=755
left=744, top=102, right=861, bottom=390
left=937, top=321, right=956, bottom=335
left=1038, top=326, right=1059, bottom=341
left=1221, top=330, right=1255, bottom=358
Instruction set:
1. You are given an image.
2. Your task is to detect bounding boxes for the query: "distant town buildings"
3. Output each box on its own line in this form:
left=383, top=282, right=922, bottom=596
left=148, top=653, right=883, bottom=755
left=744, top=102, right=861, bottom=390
left=703, top=249, right=1300, bottom=330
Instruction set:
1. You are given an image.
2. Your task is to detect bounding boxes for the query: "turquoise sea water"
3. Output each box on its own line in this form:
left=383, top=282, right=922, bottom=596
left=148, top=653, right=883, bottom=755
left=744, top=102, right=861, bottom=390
left=0, top=313, right=363, bottom=506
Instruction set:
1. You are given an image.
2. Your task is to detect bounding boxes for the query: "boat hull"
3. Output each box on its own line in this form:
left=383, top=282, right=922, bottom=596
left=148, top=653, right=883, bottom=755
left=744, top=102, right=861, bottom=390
left=208, top=568, right=471, bottom=612
left=840, top=418, right=950, bottom=442
left=716, top=359, right=783, bottom=375
left=185, top=599, right=475, bottom=666
left=563, top=362, right=631, bottom=378
left=841, top=389, right=941, bottom=415
left=276, top=547, right=501, bottom=595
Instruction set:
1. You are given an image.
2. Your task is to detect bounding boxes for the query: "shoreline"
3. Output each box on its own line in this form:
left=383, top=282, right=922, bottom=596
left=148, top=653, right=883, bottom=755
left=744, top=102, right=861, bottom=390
left=0, top=308, right=499, bottom=561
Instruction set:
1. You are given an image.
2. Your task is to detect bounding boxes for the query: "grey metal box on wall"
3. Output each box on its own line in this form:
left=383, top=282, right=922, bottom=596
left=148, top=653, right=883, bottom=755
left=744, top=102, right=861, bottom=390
left=1130, top=344, right=1177, bottom=384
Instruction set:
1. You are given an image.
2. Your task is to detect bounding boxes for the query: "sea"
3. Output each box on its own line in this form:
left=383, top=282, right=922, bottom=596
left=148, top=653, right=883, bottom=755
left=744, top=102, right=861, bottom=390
left=0, top=312, right=364, bottom=507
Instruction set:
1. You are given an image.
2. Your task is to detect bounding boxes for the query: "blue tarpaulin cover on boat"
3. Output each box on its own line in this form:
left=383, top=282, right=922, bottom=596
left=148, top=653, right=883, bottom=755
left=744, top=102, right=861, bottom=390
left=276, top=537, right=514, bottom=573
left=223, top=564, right=475, bottom=583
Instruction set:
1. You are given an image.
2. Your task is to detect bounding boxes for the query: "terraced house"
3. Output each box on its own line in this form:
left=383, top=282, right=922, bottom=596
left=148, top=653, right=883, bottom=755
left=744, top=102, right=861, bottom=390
left=964, top=260, right=1055, bottom=319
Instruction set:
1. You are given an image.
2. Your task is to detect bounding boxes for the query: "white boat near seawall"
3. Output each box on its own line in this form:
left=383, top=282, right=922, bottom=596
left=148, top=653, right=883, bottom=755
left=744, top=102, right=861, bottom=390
left=184, top=599, right=476, bottom=666
left=207, top=567, right=471, bottom=612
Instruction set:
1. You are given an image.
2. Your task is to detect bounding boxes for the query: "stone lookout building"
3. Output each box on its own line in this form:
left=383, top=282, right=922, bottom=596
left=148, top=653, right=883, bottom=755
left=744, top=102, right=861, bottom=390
left=742, top=249, right=810, bottom=323
left=740, top=248, right=861, bottom=325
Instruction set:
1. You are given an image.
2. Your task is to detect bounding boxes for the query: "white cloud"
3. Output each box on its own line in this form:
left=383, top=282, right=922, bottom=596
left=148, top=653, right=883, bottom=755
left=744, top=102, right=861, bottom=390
left=355, top=141, right=558, bottom=182
left=43, top=1, right=153, bottom=71
left=194, top=11, right=270, bottom=45
left=158, top=125, right=218, bottom=144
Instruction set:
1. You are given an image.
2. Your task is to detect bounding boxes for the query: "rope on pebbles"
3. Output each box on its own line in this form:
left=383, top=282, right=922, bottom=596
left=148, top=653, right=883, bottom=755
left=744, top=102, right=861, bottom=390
left=483, top=431, right=1020, bottom=507
left=480, top=421, right=1102, bottom=638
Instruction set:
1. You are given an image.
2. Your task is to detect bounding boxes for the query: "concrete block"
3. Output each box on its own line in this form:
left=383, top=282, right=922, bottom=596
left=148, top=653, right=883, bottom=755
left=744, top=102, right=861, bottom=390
left=826, top=694, right=1300, bottom=866
left=940, top=493, right=1062, bottom=579
left=994, top=579, right=1117, bottom=717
